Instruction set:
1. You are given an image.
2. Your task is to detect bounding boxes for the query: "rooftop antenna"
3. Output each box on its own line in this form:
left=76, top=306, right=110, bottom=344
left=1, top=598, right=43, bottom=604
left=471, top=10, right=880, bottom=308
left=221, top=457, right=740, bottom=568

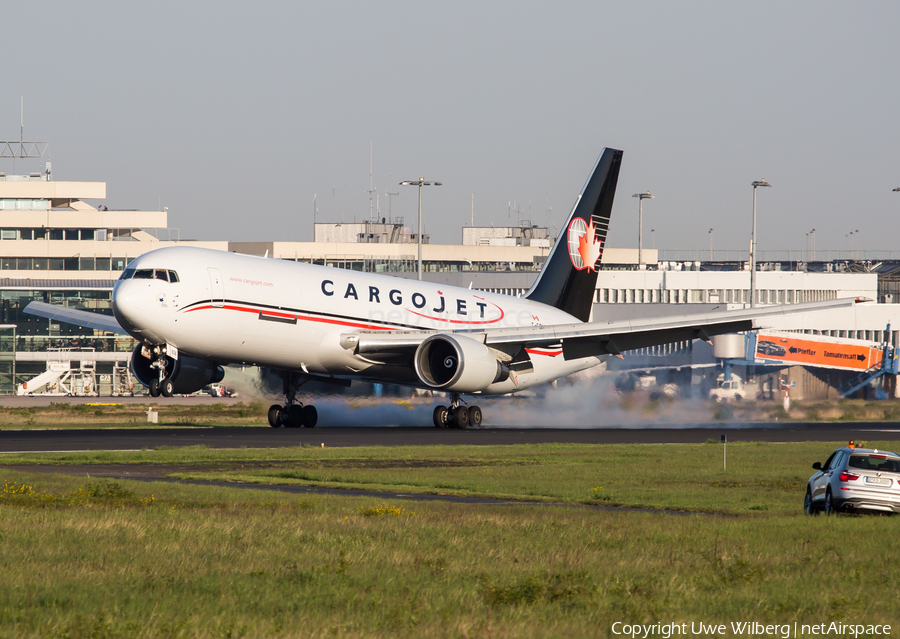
left=385, top=189, right=399, bottom=223
left=15, top=96, right=22, bottom=174
left=470, top=193, right=475, bottom=226
left=332, top=185, right=338, bottom=223
left=366, top=141, right=377, bottom=223
left=2, top=97, right=48, bottom=174
left=544, top=190, right=553, bottom=227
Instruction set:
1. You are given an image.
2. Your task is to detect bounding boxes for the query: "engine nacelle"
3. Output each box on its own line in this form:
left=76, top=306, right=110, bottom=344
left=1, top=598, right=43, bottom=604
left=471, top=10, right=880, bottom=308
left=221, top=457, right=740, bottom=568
left=413, top=334, right=508, bottom=393
left=130, top=345, right=225, bottom=395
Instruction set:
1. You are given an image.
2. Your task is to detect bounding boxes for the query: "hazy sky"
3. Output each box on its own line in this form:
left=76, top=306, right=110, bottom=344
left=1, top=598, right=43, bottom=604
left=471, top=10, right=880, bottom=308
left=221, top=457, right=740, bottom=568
left=2, top=1, right=898, bottom=255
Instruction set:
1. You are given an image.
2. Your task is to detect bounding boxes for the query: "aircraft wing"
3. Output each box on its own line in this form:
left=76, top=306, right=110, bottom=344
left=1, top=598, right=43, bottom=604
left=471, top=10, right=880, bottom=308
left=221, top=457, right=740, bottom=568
left=23, top=301, right=127, bottom=335
left=353, top=297, right=865, bottom=360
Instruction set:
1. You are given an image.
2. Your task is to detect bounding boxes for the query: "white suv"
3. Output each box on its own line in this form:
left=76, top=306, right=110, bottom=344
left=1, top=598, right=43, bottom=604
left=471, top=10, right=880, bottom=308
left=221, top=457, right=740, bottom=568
left=805, top=446, right=900, bottom=515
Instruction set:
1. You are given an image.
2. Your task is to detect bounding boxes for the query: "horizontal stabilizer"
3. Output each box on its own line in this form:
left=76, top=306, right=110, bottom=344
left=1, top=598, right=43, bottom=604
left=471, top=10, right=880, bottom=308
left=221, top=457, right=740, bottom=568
left=24, top=301, right=127, bottom=335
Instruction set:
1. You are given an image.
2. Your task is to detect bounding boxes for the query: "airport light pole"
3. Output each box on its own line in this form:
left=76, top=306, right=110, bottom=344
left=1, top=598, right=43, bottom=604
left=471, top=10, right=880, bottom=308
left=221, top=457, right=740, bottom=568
left=709, top=228, right=714, bottom=261
left=750, top=180, right=771, bottom=307
left=632, top=191, right=653, bottom=266
left=400, top=178, right=442, bottom=281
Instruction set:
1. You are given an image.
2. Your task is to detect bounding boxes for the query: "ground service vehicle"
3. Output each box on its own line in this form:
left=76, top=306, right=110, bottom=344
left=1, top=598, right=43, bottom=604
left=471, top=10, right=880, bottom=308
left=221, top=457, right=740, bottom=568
left=709, top=376, right=749, bottom=402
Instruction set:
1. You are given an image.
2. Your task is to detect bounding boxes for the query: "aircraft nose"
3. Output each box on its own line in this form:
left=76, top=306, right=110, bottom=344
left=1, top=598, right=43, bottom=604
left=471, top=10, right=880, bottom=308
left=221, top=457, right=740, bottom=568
left=112, top=280, right=148, bottom=335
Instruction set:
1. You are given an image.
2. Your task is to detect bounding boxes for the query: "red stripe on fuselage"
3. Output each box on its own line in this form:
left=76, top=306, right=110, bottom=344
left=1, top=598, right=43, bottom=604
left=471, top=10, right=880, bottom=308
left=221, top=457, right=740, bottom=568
left=184, top=304, right=396, bottom=331
left=404, top=299, right=505, bottom=325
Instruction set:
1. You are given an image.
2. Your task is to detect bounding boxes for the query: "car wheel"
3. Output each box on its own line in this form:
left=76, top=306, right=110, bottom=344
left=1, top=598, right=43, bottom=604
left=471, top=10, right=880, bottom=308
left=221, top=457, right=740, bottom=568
left=804, top=488, right=818, bottom=515
left=824, top=489, right=835, bottom=516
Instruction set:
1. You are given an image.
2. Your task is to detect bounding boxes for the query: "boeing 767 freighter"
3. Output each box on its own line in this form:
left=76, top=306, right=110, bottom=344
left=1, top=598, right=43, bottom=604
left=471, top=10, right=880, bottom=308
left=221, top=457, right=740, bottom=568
left=25, top=148, right=860, bottom=427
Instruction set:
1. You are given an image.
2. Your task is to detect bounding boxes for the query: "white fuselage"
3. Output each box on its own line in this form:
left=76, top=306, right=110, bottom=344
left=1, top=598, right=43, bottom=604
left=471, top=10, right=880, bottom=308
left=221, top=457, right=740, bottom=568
left=113, top=247, right=605, bottom=394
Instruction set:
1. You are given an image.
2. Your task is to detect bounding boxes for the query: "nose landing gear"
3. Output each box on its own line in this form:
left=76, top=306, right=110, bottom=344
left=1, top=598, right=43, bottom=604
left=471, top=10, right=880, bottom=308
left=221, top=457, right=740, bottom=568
left=268, top=371, right=318, bottom=428
left=147, top=346, right=175, bottom=398
left=432, top=393, right=482, bottom=429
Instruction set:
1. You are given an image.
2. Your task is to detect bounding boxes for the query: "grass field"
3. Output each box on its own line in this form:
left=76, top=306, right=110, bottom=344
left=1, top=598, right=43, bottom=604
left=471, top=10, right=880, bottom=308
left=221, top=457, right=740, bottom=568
left=3, top=440, right=897, bottom=515
left=2, top=441, right=900, bottom=638
left=0, top=401, right=266, bottom=429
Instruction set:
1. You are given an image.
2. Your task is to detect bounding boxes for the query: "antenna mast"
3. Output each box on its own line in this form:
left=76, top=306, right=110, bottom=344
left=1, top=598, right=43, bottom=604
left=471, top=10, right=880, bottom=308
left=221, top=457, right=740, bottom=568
left=366, top=141, right=377, bottom=223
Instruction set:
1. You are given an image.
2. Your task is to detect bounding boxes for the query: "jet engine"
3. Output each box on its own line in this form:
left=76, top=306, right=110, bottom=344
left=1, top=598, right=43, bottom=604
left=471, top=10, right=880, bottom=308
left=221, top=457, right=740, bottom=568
left=413, top=334, right=508, bottom=393
left=130, top=345, right=225, bottom=395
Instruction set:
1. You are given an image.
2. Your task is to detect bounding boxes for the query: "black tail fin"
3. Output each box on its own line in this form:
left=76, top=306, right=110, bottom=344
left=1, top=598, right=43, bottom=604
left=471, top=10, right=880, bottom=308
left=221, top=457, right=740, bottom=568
left=525, top=148, right=623, bottom=322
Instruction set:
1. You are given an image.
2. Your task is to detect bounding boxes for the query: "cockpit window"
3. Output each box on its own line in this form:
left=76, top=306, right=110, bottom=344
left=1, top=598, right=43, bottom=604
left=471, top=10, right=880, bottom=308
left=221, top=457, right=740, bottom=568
left=121, top=268, right=179, bottom=282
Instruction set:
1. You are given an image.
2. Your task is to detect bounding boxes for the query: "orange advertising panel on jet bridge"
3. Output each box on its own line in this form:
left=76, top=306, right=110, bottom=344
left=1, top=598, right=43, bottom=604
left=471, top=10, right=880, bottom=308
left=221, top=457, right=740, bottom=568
left=754, top=332, right=883, bottom=371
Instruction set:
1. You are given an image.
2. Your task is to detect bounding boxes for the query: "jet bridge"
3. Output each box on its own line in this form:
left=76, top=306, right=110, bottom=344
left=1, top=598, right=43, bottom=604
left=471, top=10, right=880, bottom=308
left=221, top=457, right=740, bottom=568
left=712, top=327, right=899, bottom=399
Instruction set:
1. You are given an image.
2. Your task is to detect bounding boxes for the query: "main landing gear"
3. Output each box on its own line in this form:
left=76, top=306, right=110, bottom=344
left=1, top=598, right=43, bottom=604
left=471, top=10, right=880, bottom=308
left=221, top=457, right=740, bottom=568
left=267, top=371, right=318, bottom=428
left=146, top=346, right=175, bottom=398
left=433, top=393, right=482, bottom=429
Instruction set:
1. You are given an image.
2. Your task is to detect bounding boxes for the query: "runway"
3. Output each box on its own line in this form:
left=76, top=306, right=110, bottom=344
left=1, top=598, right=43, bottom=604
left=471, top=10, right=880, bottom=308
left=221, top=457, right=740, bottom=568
left=2, top=423, right=899, bottom=453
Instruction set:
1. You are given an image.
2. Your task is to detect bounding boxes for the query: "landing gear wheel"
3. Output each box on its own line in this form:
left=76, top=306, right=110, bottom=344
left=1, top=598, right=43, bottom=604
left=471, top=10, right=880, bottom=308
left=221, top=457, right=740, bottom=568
left=433, top=405, right=449, bottom=428
left=302, top=405, right=318, bottom=428
left=467, top=405, right=482, bottom=428
left=267, top=404, right=283, bottom=428
left=161, top=378, right=174, bottom=398
left=148, top=378, right=160, bottom=398
left=285, top=405, right=304, bottom=428
left=452, top=406, right=470, bottom=429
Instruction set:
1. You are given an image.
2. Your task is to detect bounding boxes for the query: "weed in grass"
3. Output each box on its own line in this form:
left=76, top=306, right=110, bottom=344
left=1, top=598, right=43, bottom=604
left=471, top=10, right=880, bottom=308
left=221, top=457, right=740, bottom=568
left=1, top=478, right=155, bottom=509
left=67, top=480, right=137, bottom=506
left=359, top=503, right=413, bottom=517
left=590, top=486, right=610, bottom=502
left=1, top=479, right=37, bottom=503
